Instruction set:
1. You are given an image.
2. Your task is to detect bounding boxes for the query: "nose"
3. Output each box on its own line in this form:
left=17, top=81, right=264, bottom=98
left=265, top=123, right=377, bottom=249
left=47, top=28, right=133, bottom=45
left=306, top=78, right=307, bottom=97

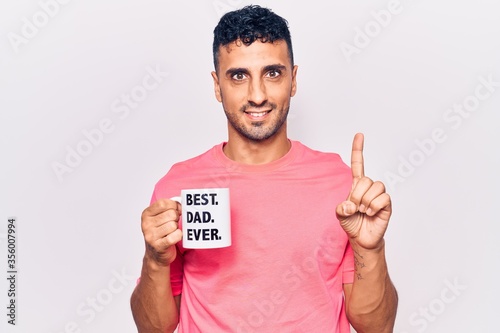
left=247, top=78, right=267, bottom=106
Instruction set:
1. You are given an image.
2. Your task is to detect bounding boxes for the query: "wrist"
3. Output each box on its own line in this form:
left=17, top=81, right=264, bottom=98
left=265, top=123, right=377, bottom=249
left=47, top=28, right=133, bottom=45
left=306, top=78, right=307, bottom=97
left=349, top=238, right=386, bottom=254
left=143, top=252, right=171, bottom=273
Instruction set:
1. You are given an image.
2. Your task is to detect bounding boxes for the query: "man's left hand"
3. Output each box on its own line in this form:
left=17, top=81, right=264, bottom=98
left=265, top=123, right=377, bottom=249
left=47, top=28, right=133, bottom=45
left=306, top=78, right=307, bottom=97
left=336, top=133, right=392, bottom=250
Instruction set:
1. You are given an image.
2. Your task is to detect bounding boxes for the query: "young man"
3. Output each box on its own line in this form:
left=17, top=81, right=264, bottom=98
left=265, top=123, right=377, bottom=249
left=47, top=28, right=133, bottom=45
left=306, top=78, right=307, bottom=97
left=131, top=5, right=398, bottom=332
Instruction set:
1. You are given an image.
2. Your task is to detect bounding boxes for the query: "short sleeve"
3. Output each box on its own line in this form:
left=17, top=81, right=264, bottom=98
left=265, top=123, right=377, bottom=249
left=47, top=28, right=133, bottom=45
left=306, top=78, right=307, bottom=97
left=342, top=241, right=355, bottom=284
left=170, top=250, right=183, bottom=296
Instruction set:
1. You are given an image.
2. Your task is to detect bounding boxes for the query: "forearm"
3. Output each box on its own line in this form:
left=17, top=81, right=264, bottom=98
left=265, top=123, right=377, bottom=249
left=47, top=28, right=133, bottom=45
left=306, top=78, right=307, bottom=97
left=346, top=240, right=398, bottom=333
left=131, top=256, right=179, bottom=333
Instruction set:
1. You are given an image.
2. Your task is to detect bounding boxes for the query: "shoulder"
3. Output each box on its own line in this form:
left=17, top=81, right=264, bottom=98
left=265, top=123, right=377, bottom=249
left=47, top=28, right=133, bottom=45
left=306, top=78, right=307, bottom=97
left=292, top=140, right=350, bottom=172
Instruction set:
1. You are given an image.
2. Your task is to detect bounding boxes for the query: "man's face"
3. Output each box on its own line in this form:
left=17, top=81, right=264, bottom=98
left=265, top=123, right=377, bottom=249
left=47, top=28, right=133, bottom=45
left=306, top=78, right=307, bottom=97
left=212, top=40, right=298, bottom=142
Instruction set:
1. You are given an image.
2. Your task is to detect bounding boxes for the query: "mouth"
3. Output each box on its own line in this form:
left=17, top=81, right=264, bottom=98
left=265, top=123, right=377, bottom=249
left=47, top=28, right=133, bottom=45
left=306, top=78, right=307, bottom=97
left=244, top=110, right=271, bottom=119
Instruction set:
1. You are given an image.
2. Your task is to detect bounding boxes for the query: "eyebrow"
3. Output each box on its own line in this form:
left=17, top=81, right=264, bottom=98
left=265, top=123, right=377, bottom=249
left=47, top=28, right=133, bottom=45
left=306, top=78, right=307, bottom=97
left=263, top=64, right=287, bottom=73
left=225, top=64, right=288, bottom=77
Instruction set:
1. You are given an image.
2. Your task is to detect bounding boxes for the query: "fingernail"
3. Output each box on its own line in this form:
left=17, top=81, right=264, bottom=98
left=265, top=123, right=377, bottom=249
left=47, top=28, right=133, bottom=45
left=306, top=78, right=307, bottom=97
left=343, top=204, right=349, bottom=215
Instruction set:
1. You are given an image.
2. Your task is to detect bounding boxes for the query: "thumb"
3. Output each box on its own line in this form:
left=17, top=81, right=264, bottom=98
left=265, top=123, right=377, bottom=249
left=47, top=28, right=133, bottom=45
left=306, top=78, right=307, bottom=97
left=336, top=201, right=358, bottom=219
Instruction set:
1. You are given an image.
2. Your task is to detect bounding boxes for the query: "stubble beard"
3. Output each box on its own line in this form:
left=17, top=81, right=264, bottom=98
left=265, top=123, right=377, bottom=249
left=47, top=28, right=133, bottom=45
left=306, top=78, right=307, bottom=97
left=223, top=101, right=290, bottom=142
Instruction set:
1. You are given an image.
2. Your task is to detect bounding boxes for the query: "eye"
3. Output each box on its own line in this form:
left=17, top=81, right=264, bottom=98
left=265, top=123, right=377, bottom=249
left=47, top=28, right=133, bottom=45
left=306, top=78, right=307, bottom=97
left=266, top=69, right=281, bottom=78
left=231, top=72, right=247, bottom=81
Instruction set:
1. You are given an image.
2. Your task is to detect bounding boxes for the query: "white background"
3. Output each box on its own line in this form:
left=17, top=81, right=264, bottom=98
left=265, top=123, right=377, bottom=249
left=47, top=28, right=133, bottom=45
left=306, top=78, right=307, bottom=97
left=1, top=0, right=499, bottom=332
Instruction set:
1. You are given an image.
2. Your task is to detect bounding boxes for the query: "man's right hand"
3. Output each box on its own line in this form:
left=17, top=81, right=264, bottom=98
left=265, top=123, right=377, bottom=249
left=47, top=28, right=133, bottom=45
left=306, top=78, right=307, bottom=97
left=141, top=198, right=183, bottom=266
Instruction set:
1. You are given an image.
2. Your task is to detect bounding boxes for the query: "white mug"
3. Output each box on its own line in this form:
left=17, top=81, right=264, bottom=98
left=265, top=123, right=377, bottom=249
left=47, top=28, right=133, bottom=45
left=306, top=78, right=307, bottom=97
left=171, top=188, right=231, bottom=249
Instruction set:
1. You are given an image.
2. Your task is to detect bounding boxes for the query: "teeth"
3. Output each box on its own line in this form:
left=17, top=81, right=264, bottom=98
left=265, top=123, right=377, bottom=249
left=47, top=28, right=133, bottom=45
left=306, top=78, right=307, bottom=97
left=249, top=112, right=267, bottom=117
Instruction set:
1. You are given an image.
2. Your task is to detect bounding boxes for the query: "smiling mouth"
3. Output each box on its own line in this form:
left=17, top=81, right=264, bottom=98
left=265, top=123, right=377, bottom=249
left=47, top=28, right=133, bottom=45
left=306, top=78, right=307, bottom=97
left=244, top=111, right=271, bottom=118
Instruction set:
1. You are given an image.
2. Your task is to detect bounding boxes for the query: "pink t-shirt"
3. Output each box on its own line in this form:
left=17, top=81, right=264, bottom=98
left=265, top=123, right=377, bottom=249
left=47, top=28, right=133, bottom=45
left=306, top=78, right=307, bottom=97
left=151, top=141, right=354, bottom=332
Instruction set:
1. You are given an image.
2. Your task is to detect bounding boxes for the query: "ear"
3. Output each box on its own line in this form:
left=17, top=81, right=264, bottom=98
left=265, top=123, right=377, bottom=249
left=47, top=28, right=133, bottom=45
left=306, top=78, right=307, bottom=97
left=211, top=71, right=222, bottom=103
left=290, top=65, right=298, bottom=97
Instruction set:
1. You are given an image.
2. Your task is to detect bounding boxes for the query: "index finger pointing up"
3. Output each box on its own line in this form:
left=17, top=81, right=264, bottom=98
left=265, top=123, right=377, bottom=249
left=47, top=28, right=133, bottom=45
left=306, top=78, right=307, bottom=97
left=351, top=132, right=365, bottom=180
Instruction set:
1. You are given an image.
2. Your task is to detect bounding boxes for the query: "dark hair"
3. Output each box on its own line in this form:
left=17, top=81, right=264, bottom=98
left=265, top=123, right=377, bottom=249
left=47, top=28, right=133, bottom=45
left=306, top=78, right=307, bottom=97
left=212, top=5, right=294, bottom=71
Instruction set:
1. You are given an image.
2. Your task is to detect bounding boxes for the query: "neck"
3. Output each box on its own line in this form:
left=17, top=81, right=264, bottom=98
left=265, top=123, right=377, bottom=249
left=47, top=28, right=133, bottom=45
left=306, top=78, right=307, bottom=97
left=223, top=129, right=291, bottom=165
